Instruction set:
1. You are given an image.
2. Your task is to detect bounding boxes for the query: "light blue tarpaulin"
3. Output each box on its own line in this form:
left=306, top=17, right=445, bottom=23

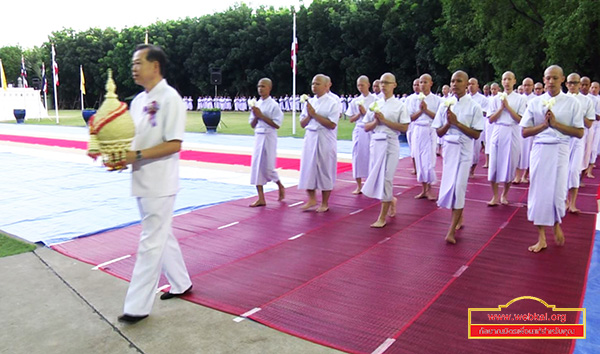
left=0, top=151, right=258, bottom=246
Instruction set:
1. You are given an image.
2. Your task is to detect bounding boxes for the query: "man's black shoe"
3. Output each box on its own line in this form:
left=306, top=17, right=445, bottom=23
left=118, top=314, right=148, bottom=324
left=160, top=285, right=193, bottom=300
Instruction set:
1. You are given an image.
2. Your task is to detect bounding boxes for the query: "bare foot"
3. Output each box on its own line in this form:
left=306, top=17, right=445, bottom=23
left=455, top=215, right=463, bottom=231
left=352, top=188, right=362, bottom=195
left=520, top=178, right=529, bottom=184
left=249, top=200, right=266, bottom=207
left=316, top=205, right=329, bottom=213
left=410, top=169, right=417, bottom=175
left=487, top=198, right=500, bottom=207
left=568, top=207, right=580, bottom=214
left=300, top=201, right=317, bottom=211
left=528, top=241, right=547, bottom=253
left=587, top=173, right=595, bottom=179
left=445, top=232, right=457, bottom=244
left=482, top=164, right=488, bottom=169
left=388, top=197, right=397, bottom=217
left=500, top=196, right=509, bottom=205
left=554, top=227, right=565, bottom=246
left=414, top=192, right=427, bottom=199
left=278, top=186, right=285, bottom=201
left=370, top=220, right=386, bottom=228
left=512, top=179, right=520, bottom=184
left=427, top=193, right=437, bottom=201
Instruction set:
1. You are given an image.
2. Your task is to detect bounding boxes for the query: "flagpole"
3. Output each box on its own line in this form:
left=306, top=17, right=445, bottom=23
left=80, top=66, right=84, bottom=111
left=52, top=45, right=59, bottom=124
left=292, top=11, right=297, bottom=136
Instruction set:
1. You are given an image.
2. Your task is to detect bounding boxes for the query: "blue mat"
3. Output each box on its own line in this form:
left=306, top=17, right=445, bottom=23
left=0, top=151, right=258, bottom=246
left=574, top=229, right=600, bottom=353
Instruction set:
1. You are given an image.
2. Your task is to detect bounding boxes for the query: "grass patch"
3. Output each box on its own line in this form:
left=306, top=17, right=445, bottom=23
left=0, top=232, right=36, bottom=258
left=7, top=110, right=355, bottom=140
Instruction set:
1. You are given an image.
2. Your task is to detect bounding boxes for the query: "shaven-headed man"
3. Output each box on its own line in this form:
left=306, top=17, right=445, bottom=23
left=362, top=73, right=410, bottom=227
left=408, top=73, right=442, bottom=200
left=299, top=74, right=340, bottom=212
left=487, top=71, right=527, bottom=206
left=467, top=77, right=488, bottom=177
left=433, top=71, right=484, bottom=244
left=513, top=77, right=536, bottom=184
left=248, top=78, right=285, bottom=207
left=565, top=73, right=595, bottom=213
left=346, top=75, right=377, bottom=194
left=521, top=65, right=583, bottom=253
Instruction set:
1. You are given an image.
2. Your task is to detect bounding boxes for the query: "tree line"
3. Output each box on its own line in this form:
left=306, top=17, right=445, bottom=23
left=1, top=0, right=598, bottom=109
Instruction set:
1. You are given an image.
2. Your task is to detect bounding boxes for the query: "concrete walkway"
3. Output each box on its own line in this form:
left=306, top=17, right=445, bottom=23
left=0, top=246, right=340, bottom=354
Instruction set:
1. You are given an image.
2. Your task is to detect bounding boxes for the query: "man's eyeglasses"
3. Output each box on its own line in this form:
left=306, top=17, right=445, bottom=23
left=380, top=81, right=395, bottom=85
left=566, top=81, right=580, bottom=85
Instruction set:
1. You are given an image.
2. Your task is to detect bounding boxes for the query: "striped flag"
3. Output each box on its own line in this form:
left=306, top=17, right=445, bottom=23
left=51, top=44, right=59, bottom=86
left=291, top=11, right=298, bottom=73
left=41, top=62, right=47, bottom=93
left=80, top=65, right=86, bottom=95
left=291, top=36, right=298, bottom=73
left=21, top=55, right=28, bottom=88
left=0, top=59, right=7, bottom=90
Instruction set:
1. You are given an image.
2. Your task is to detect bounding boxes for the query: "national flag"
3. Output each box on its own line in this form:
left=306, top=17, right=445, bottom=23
left=291, top=12, right=298, bottom=74
left=41, top=62, right=47, bottom=93
left=52, top=44, right=59, bottom=86
left=0, top=59, right=7, bottom=90
left=80, top=65, right=86, bottom=95
left=21, top=55, right=28, bottom=88
left=291, top=36, right=298, bottom=73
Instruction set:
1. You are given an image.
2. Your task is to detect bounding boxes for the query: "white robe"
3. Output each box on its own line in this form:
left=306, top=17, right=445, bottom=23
left=407, top=93, right=441, bottom=183
left=298, top=94, right=340, bottom=191
left=433, top=95, right=484, bottom=209
left=487, top=91, right=527, bottom=183
left=517, top=93, right=536, bottom=169
left=249, top=97, right=284, bottom=186
left=520, top=92, right=583, bottom=226
left=346, top=93, right=377, bottom=179
left=362, top=97, right=410, bottom=202
left=567, top=93, right=595, bottom=188
left=470, top=92, right=488, bottom=165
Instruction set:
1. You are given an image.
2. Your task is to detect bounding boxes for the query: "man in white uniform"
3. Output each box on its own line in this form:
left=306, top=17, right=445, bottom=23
left=467, top=78, right=488, bottom=177
left=581, top=77, right=600, bottom=178
left=513, top=77, right=536, bottom=184
left=362, top=72, right=409, bottom=228
left=565, top=73, right=594, bottom=213
left=520, top=65, right=583, bottom=253
left=408, top=73, right=441, bottom=199
left=487, top=71, right=527, bottom=206
left=299, top=74, right=340, bottom=212
left=248, top=78, right=285, bottom=207
left=115, top=44, right=193, bottom=323
left=483, top=82, right=500, bottom=168
left=346, top=75, right=377, bottom=194
left=433, top=70, right=484, bottom=244
left=406, top=78, right=421, bottom=174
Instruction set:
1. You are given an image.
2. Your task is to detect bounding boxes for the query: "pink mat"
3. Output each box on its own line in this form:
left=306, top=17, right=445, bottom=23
left=0, top=134, right=352, bottom=173
left=52, top=155, right=598, bottom=353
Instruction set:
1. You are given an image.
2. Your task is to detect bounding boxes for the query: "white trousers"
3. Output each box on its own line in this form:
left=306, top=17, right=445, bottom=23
left=123, top=195, right=192, bottom=316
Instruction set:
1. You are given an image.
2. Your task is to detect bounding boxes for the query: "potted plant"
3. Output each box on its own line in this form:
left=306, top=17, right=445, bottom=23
left=202, top=107, right=221, bottom=133
left=13, top=109, right=26, bottom=124
left=82, top=108, right=97, bottom=125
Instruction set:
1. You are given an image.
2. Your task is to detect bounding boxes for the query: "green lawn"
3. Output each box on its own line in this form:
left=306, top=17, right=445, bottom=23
left=13, top=110, right=355, bottom=140
left=0, top=232, right=36, bottom=258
